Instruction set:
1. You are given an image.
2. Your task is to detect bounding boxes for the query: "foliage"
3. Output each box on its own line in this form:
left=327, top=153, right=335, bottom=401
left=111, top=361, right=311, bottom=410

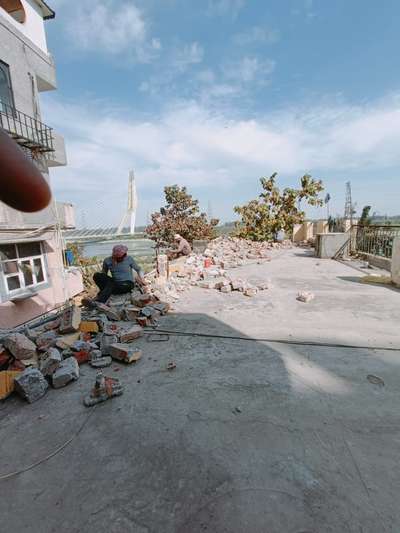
left=146, top=185, right=219, bottom=244
left=359, top=205, right=372, bottom=226
left=234, top=173, right=324, bottom=241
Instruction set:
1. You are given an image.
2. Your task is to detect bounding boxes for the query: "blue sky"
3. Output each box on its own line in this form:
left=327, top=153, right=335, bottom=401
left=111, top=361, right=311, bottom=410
left=43, top=0, right=400, bottom=227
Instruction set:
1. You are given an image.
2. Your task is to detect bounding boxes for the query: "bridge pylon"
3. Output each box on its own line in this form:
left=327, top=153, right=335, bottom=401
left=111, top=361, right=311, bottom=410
left=117, top=170, right=137, bottom=235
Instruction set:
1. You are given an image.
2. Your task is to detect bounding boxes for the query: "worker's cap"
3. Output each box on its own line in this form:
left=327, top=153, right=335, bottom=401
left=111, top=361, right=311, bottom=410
left=112, top=244, right=128, bottom=258
left=174, top=234, right=181, bottom=240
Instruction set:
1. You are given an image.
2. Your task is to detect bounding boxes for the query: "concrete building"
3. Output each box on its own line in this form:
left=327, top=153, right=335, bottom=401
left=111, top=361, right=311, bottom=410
left=0, top=0, right=82, bottom=328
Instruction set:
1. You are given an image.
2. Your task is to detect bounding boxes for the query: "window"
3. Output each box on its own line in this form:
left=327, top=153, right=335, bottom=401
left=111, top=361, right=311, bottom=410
left=0, top=1, right=26, bottom=23
left=0, top=61, right=15, bottom=112
left=0, top=242, right=47, bottom=294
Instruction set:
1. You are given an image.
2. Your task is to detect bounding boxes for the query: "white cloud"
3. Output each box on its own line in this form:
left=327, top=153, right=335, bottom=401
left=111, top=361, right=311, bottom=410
left=63, top=1, right=160, bottom=60
left=234, top=26, right=280, bottom=45
left=207, top=0, right=245, bottom=18
left=172, top=42, right=204, bottom=71
left=43, top=94, right=400, bottom=226
left=224, top=56, right=275, bottom=83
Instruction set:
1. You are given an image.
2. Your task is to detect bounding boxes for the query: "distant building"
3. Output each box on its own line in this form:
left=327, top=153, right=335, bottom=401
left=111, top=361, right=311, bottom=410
left=0, top=0, right=83, bottom=328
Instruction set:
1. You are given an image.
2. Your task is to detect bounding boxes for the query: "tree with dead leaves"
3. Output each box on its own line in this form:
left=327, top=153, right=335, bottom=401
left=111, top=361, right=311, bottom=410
left=146, top=185, right=219, bottom=245
left=234, top=173, right=324, bottom=241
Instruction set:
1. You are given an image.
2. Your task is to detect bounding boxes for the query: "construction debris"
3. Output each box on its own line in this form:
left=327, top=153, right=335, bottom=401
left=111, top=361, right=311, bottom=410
left=14, top=368, right=48, bottom=403
left=3, top=333, right=37, bottom=360
left=0, top=370, right=22, bottom=400
left=52, top=357, right=79, bottom=389
left=109, top=344, right=142, bottom=364
left=143, top=235, right=284, bottom=301
left=90, top=350, right=112, bottom=369
left=297, top=291, right=315, bottom=303
left=39, top=347, right=62, bottom=377
left=84, top=372, right=123, bottom=407
left=59, top=306, right=81, bottom=334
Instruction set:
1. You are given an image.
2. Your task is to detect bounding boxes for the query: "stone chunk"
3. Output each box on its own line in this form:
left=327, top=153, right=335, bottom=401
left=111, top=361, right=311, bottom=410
left=150, top=302, right=170, bottom=315
left=220, top=285, right=232, bottom=293
left=244, top=287, right=258, bottom=297
left=100, top=334, right=118, bottom=356
left=55, top=332, right=80, bottom=350
left=52, top=357, right=79, bottom=388
left=90, top=350, right=112, bottom=369
left=14, top=368, right=48, bottom=403
left=109, top=344, right=142, bottom=364
left=120, top=325, right=143, bottom=343
left=93, top=302, right=121, bottom=321
left=39, top=347, right=62, bottom=377
left=4, top=333, right=37, bottom=360
left=36, top=330, right=57, bottom=352
left=59, top=305, right=81, bottom=334
left=231, top=279, right=245, bottom=292
left=123, top=306, right=141, bottom=321
left=297, top=291, right=315, bottom=303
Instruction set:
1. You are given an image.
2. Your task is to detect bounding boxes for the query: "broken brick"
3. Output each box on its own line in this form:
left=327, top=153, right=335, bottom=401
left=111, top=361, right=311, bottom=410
left=297, top=291, right=315, bottom=303
left=79, top=321, right=99, bottom=333
left=109, top=344, right=142, bottom=364
left=93, top=302, right=121, bottom=321
left=59, top=305, right=81, bottom=334
left=0, top=370, right=22, bottom=400
left=100, top=334, right=119, bottom=356
left=119, top=325, right=143, bottom=343
left=123, top=306, right=141, bottom=321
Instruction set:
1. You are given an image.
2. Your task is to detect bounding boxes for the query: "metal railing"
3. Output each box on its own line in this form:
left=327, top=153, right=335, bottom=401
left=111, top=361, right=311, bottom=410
left=0, top=99, right=54, bottom=153
left=353, top=225, right=400, bottom=259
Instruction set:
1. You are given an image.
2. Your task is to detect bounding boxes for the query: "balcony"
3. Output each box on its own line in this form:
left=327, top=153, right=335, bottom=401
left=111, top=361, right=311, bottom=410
left=0, top=99, right=54, bottom=153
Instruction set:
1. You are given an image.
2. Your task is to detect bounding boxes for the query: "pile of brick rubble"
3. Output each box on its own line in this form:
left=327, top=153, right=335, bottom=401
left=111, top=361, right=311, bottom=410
left=146, top=235, right=291, bottom=301
left=0, top=291, right=169, bottom=405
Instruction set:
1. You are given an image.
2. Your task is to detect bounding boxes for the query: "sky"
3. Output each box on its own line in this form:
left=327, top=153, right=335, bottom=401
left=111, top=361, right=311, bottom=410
left=42, top=0, right=400, bottom=228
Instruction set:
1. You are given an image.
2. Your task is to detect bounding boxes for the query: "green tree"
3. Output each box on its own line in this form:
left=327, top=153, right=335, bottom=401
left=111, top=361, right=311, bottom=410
left=359, top=205, right=372, bottom=226
left=146, top=185, right=219, bottom=244
left=234, top=173, right=324, bottom=241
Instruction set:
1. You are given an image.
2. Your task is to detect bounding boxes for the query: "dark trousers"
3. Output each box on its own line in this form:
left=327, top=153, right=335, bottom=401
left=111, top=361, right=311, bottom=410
left=93, top=272, right=134, bottom=303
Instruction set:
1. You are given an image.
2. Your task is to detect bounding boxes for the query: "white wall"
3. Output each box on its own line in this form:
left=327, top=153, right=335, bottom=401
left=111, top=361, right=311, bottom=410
left=0, top=0, right=48, bottom=53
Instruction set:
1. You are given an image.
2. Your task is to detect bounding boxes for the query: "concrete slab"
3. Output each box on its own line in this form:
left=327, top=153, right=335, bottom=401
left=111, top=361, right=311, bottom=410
left=0, top=248, right=399, bottom=532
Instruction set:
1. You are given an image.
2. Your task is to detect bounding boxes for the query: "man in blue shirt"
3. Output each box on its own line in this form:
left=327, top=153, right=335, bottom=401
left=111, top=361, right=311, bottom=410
left=90, top=244, right=146, bottom=304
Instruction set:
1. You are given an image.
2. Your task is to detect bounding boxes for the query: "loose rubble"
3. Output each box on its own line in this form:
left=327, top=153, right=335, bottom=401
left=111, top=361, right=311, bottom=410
left=52, top=357, right=80, bottom=389
left=297, top=291, right=315, bottom=303
left=84, top=372, right=123, bottom=407
left=144, top=235, right=286, bottom=302
left=14, top=368, right=48, bottom=403
left=0, top=235, right=287, bottom=406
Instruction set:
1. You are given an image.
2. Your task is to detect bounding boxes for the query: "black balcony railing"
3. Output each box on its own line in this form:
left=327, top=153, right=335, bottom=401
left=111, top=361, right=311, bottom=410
left=0, top=99, right=54, bottom=153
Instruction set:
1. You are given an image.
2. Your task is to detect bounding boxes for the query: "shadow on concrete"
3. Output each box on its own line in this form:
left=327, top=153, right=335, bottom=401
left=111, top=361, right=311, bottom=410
left=0, top=310, right=398, bottom=533
left=338, top=275, right=400, bottom=293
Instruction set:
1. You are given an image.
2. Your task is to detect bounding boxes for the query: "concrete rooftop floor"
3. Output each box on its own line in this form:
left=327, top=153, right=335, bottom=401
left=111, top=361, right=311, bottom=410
left=1, top=248, right=400, bottom=533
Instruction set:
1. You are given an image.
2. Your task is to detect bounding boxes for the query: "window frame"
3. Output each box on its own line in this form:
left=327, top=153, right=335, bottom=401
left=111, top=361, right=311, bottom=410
left=0, top=242, right=48, bottom=295
left=0, top=60, right=15, bottom=111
